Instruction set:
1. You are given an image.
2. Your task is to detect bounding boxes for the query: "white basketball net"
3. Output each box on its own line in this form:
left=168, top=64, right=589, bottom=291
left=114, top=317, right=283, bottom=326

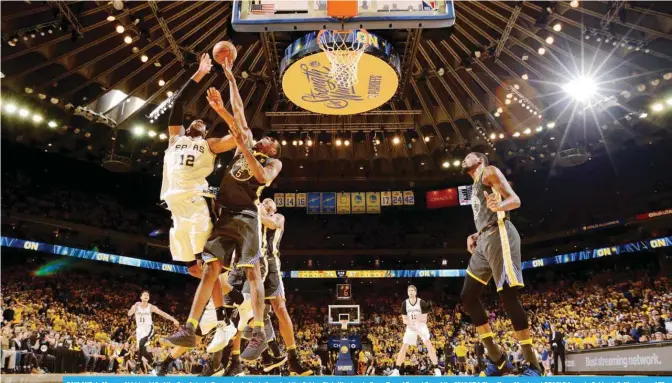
left=318, top=29, right=370, bottom=89
left=340, top=319, right=349, bottom=330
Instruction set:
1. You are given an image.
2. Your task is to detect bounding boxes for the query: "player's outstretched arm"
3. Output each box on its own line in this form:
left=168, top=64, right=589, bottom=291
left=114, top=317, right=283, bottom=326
left=482, top=165, right=521, bottom=212
left=168, top=53, right=212, bottom=144
left=204, top=87, right=237, bottom=154
left=150, top=305, right=180, bottom=327
left=222, top=59, right=253, bottom=145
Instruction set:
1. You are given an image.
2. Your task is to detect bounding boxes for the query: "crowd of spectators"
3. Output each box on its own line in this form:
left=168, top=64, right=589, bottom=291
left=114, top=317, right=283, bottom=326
left=2, top=250, right=670, bottom=376
left=3, top=141, right=671, bottom=256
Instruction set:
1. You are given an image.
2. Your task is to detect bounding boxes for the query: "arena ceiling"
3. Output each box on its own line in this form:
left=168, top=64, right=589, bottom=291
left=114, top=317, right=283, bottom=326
left=1, top=1, right=671, bottom=187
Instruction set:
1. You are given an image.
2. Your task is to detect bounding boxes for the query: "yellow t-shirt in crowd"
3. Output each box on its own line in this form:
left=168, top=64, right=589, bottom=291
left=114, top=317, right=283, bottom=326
left=455, top=345, right=467, bottom=357
left=54, top=317, right=65, bottom=331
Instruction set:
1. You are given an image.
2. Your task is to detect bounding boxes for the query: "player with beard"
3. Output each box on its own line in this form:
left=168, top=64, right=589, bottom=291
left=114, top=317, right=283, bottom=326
left=162, top=58, right=282, bottom=363
left=459, top=152, right=542, bottom=376
left=161, top=53, right=245, bottom=355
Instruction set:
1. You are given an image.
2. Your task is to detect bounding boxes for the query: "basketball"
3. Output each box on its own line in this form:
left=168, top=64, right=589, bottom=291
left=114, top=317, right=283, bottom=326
left=212, top=41, right=237, bottom=65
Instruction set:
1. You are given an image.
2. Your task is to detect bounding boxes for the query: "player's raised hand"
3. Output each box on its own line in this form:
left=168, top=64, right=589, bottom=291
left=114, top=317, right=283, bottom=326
left=222, top=58, right=235, bottom=82
left=484, top=191, right=501, bottom=212
left=198, top=53, right=213, bottom=74
left=206, top=87, right=224, bottom=110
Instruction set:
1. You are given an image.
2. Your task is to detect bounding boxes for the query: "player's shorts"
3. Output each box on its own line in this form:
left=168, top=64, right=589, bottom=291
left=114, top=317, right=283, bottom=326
left=166, top=195, right=215, bottom=263
left=224, top=266, right=246, bottom=308
left=403, top=324, right=431, bottom=344
left=201, top=209, right=262, bottom=270
left=136, top=326, right=154, bottom=348
left=241, top=255, right=284, bottom=300
left=466, top=219, right=524, bottom=291
left=196, top=304, right=218, bottom=337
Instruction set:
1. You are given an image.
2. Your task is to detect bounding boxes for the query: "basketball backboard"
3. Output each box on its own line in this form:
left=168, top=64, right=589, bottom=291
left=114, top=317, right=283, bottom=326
left=328, top=305, right=361, bottom=325
left=232, top=0, right=455, bottom=32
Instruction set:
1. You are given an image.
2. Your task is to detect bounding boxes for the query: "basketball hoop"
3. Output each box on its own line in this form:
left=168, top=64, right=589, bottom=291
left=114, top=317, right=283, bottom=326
left=317, top=29, right=370, bottom=89
left=339, top=319, right=349, bottom=331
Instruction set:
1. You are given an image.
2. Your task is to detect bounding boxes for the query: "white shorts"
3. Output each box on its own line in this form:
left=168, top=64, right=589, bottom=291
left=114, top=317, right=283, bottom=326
left=403, top=324, right=431, bottom=344
left=136, top=326, right=154, bottom=348
left=166, top=195, right=213, bottom=263
left=199, top=305, right=218, bottom=336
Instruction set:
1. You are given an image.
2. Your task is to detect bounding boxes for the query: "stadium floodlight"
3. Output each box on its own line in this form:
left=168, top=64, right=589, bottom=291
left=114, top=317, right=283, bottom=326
left=132, top=125, right=145, bottom=136
left=563, top=76, right=596, bottom=103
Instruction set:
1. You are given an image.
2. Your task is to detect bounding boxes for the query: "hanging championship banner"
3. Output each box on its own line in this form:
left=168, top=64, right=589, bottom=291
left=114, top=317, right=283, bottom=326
left=296, top=193, right=307, bottom=207
left=380, top=191, right=392, bottom=206
left=366, top=192, right=381, bottom=214
left=285, top=193, right=295, bottom=207
left=337, top=192, right=351, bottom=214
left=321, top=192, right=336, bottom=214
left=403, top=191, right=415, bottom=205
left=274, top=193, right=285, bottom=207
left=351, top=192, right=366, bottom=214
left=307, top=192, right=321, bottom=214
left=391, top=191, right=404, bottom=206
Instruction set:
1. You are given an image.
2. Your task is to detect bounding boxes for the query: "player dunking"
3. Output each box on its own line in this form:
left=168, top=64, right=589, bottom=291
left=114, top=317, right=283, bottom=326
left=127, top=291, right=179, bottom=374
left=390, top=285, right=441, bottom=376
left=163, top=58, right=282, bottom=362
left=459, top=152, right=542, bottom=376
left=161, top=53, right=245, bottom=353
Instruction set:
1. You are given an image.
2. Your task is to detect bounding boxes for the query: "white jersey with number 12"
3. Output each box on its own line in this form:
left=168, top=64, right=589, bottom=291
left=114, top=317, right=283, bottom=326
left=160, top=136, right=216, bottom=200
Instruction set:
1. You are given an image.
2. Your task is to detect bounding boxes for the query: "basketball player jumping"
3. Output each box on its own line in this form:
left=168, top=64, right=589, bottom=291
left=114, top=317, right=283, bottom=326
left=161, top=52, right=246, bottom=353
left=127, top=291, right=179, bottom=374
left=238, top=198, right=312, bottom=375
left=459, top=152, right=542, bottom=376
left=391, top=285, right=441, bottom=376
left=220, top=199, right=311, bottom=375
left=163, top=58, right=282, bottom=363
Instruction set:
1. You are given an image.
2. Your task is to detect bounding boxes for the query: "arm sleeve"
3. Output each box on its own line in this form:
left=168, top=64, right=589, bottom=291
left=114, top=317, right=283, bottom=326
left=420, top=300, right=430, bottom=314
left=168, top=79, right=200, bottom=126
left=401, top=302, right=407, bottom=315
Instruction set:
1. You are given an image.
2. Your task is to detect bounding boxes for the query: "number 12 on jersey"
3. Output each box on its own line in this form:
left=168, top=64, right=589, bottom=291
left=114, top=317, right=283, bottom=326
left=177, top=154, right=195, bottom=167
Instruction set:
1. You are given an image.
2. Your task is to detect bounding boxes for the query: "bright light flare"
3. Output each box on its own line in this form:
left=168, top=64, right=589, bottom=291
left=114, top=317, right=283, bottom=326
left=5, top=103, right=17, bottom=114
left=563, top=77, right=597, bottom=103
